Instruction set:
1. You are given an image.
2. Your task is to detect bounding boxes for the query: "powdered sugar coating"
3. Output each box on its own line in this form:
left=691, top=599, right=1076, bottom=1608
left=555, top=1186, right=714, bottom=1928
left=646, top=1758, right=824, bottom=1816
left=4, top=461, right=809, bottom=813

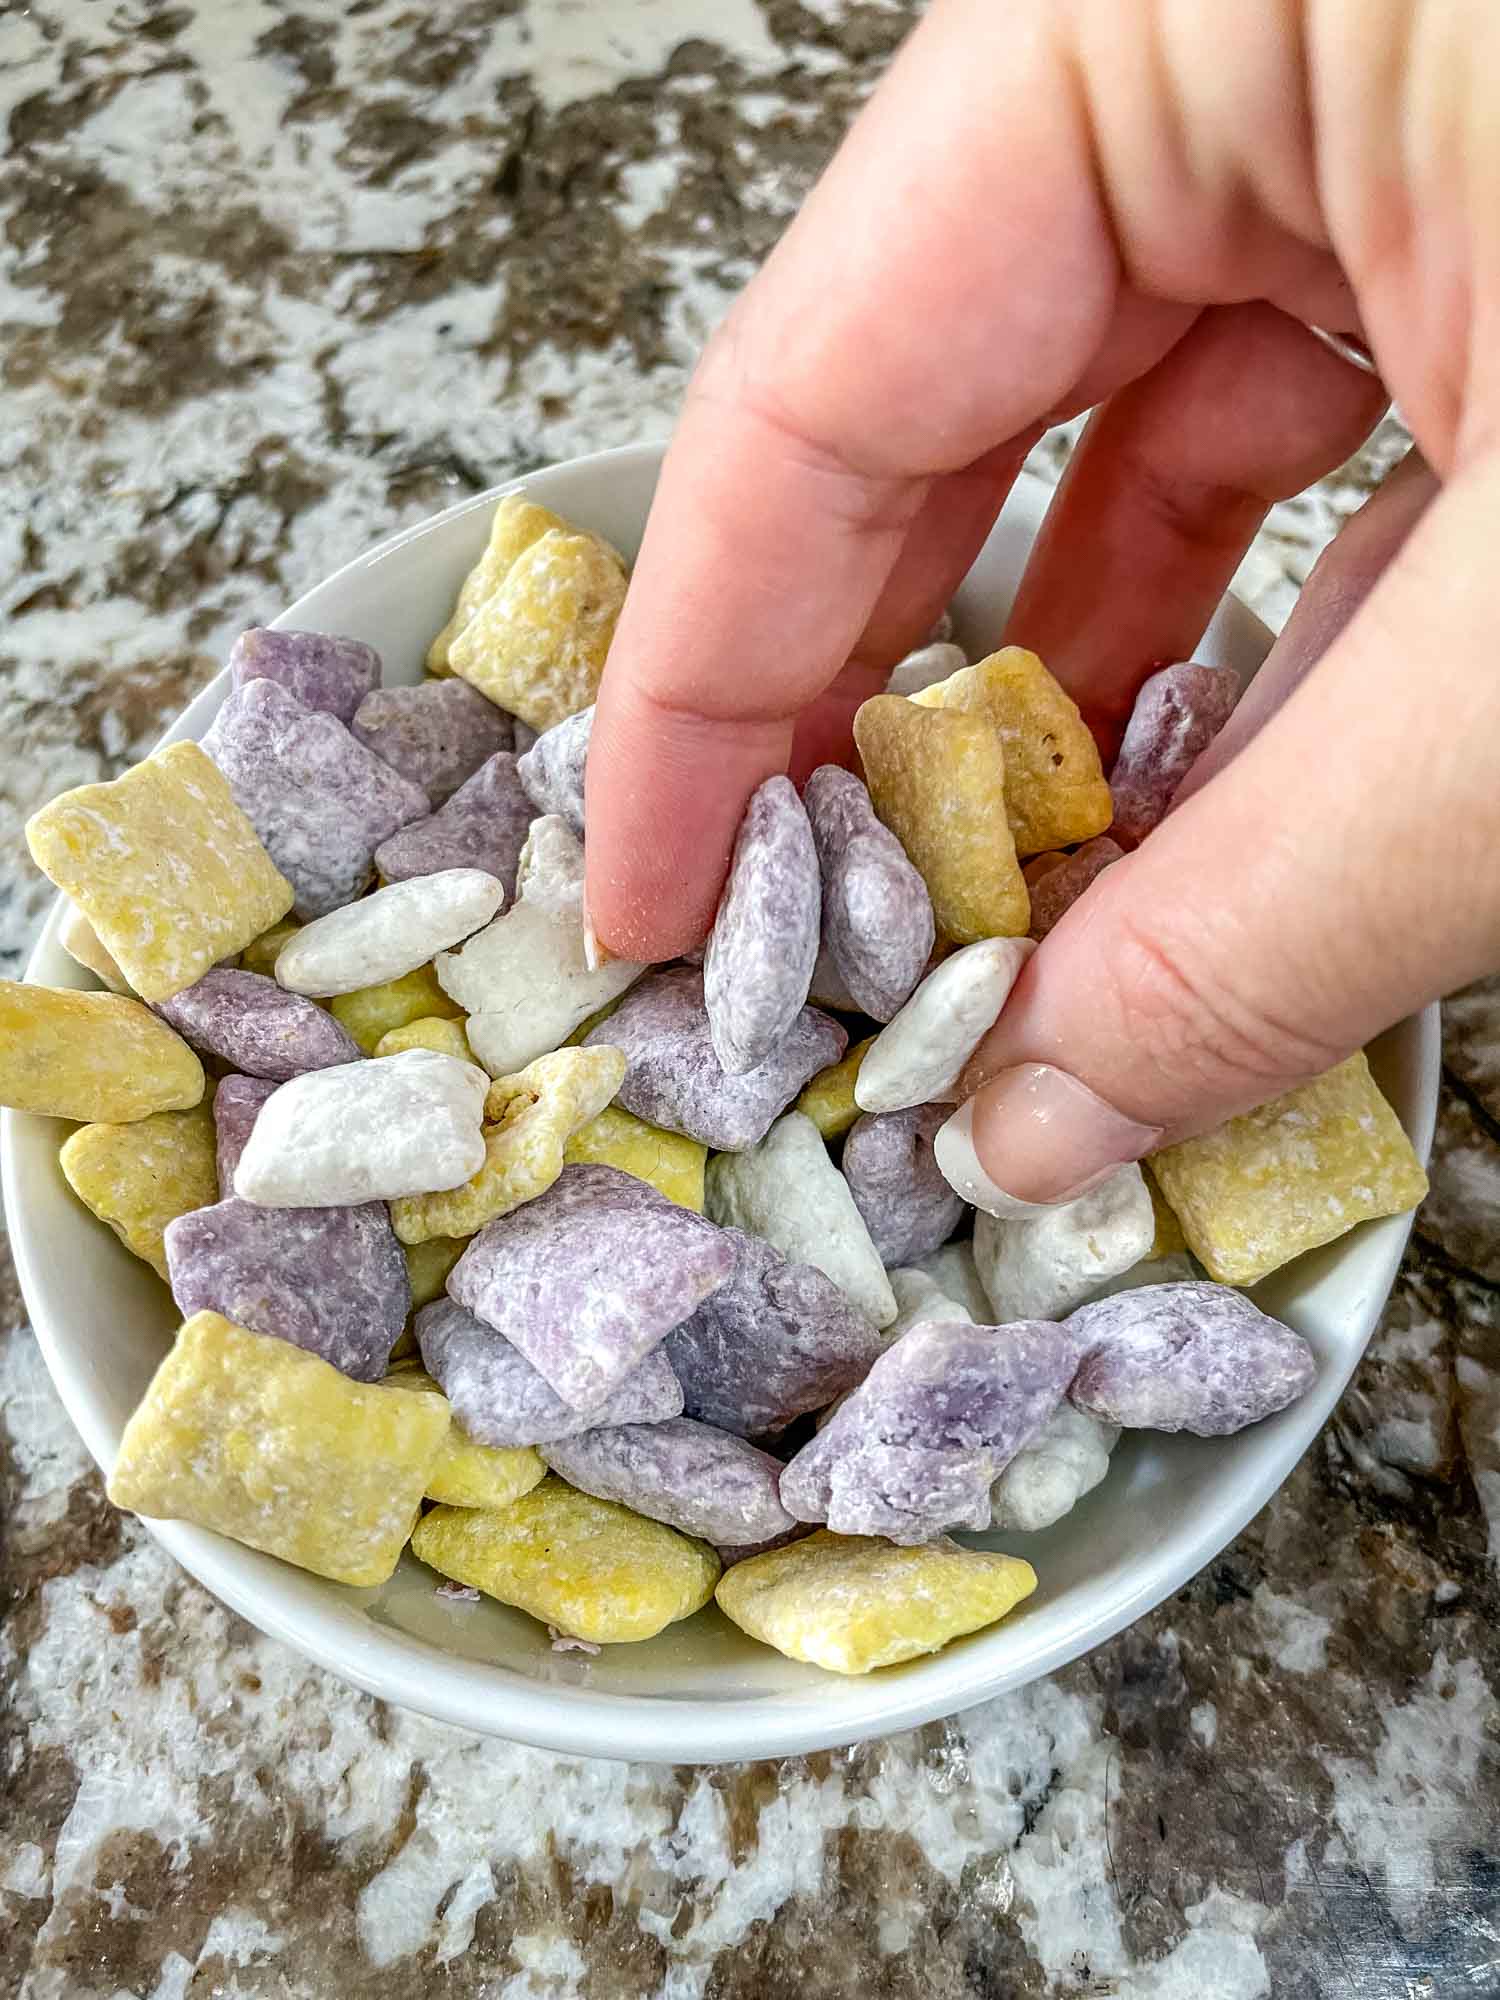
left=804, top=765, right=934, bottom=1022
left=274, top=869, right=504, bottom=998
left=589, top=968, right=846, bottom=1153
left=165, top=1196, right=409, bottom=1382
left=542, top=1418, right=796, bottom=1546
left=203, top=680, right=429, bottom=918
left=448, top=1163, right=735, bottom=1410
left=705, top=1111, right=896, bottom=1327
left=1067, top=1279, right=1317, bottom=1435
left=664, top=1225, right=885, bottom=1437
left=703, top=776, right=821, bottom=1075
left=973, top=1164, right=1155, bottom=1321
left=158, top=967, right=360, bottom=1080
left=352, top=679, right=511, bottom=805
left=1108, top=663, right=1240, bottom=845
left=780, top=1317, right=1079, bottom=1542
left=234, top=1049, right=489, bottom=1207
left=228, top=627, right=380, bottom=725
left=212, top=1075, right=277, bottom=1197
left=855, top=937, right=1034, bottom=1114
left=516, top=703, right=592, bottom=836
left=374, top=752, right=536, bottom=897
left=417, top=1296, right=683, bottom=1448
left=842, top=1105, right=967, bottom=1265
left=987, top=1403, right=1118, bottom=1531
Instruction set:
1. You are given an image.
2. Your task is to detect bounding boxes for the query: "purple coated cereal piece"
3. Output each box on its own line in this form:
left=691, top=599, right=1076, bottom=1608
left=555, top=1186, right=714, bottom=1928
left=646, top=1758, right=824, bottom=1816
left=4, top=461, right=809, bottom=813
left=588, top=968, right=846, bottom=1153
left=448, top=1163, right=735, bottom=1410
left=1108, top=663, right=1239, bottom=845
left=516, top=704, right=592, bottom=837
left=664, top=1225, right=885, bottom=1438
left=842, top=1105, right=967, bottom=1265
left=541, top=1417, right=796, bottom=1546
left=351, top=680, right=512, bottom=806
left=228, top=627, right=381, bottom=726
left=1067, top=1281, right=1317, bottom=1436
left=417, top=1297, right=683, bottom=1447
left=165, top=1195, right=409, bottom=1382
left=780, top=1317, right=1077, bottom=1543
left=212, top=1074, right=278, bottom=1197
left=804, top=765, right=935, bottom=1021
left=703, top=776, right=821, bottom=1075
left=1024, top=837, right=1125, bottom=941
left=203, top=680, right=429, bottom=918
left=373, top=752, right=535, bottom=898
left=158, top=967, right=361, bottom=1080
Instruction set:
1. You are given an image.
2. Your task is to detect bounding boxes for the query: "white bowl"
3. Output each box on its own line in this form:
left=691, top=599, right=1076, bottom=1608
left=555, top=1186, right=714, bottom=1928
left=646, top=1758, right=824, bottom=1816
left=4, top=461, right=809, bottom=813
left=2, top=443, right=1439, bottom=1762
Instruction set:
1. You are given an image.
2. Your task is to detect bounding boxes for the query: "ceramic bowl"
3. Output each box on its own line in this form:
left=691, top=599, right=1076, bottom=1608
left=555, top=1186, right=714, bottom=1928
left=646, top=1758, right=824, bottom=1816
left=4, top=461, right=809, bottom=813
left=1, top=442, right=1439, bottom=1762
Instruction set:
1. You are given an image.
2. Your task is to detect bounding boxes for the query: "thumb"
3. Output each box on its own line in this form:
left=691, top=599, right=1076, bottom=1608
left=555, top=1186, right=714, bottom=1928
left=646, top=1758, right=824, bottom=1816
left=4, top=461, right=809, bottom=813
left=936, top=450, right=1500, bottom=1212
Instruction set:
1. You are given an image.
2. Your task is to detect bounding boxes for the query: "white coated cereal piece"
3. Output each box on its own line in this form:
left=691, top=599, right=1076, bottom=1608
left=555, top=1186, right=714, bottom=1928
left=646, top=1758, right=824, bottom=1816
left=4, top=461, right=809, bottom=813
left=972, top=1164, right=1155, bottom=1322
left=706, top=1111, right=896, bottom=1328
left=988, top=1403, right=1118, bottom=1532
left=437, top=817, right=644, bottom=1075
left=59, top=901, right=129, bottom=992
left=234, top=1048, right=489, bottom=1207
left=275, top=869, right=504, bottom=998
left=512, top=814, right=584, bottom=922
left=855, top=937, right=1035, bottom=1114
left=886, top=640, right=967, bottom=697
left=910, top=1240, right=994, bottom=1324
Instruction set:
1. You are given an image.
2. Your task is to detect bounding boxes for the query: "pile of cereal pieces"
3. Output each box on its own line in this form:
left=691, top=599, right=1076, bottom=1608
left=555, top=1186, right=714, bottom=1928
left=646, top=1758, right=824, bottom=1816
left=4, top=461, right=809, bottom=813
left=3, top=494, right=1430, bottom=1679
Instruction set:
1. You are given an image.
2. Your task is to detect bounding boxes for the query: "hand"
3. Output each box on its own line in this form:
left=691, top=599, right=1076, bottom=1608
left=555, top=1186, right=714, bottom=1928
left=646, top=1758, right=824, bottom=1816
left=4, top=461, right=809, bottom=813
left=585, top=0, right=1500, bottom=1205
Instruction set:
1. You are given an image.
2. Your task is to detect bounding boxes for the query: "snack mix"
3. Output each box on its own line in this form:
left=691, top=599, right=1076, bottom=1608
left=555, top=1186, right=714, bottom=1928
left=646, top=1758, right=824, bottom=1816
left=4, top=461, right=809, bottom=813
left=5, top=495, right=1427, bottom=1676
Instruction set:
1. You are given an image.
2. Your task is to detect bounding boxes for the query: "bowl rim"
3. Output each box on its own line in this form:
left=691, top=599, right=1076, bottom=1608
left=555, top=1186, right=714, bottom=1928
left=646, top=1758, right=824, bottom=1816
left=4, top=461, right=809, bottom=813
left=2, top=440, right=1441, bottom=1761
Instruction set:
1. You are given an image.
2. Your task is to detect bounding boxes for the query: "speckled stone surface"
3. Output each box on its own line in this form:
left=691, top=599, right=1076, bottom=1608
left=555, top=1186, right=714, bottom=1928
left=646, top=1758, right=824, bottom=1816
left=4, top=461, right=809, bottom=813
left=2, top=5, right=1497, bottom=1996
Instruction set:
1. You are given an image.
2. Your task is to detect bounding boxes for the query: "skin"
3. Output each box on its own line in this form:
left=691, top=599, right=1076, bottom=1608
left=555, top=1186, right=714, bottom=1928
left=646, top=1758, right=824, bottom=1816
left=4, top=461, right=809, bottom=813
left=585, top=0, right=1500, bottom=1198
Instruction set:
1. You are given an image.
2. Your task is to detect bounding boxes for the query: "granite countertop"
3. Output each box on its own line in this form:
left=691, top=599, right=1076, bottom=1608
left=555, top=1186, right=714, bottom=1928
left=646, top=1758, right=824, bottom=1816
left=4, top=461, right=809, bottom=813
left=2, top=4, right=1498, bottom=1995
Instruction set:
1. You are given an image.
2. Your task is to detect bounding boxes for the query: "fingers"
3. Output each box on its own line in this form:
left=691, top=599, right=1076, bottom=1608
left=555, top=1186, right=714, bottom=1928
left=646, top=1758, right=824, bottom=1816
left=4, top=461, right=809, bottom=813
left=1174, top=446, right=1438, bottom=801
left=943, top=449, right=1500, bottom=1208
left=1002, top=304, right=1389, bottom=750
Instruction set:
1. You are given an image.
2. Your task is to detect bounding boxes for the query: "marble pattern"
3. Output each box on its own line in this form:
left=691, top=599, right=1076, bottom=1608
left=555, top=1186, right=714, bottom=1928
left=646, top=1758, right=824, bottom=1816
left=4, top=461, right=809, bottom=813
left=1, top=3, right=1497, bottom=1994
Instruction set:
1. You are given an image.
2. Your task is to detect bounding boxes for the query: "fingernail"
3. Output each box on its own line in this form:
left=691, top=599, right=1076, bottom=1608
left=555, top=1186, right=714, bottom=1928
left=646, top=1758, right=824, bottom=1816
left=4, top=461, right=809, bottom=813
left=581, top=895, right=609, bottom=973
left=934, top=1064, right=1162, bottom=1214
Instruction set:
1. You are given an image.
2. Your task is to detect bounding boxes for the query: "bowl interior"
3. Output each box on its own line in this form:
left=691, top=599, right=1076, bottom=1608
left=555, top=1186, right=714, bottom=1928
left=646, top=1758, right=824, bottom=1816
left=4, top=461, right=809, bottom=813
left=2, top=444, right=1439, bottom=1761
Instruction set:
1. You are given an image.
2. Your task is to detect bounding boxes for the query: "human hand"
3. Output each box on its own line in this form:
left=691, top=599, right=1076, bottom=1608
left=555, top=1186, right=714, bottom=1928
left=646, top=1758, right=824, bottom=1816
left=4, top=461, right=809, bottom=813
left=585, top=0, right=1500, bottom=1206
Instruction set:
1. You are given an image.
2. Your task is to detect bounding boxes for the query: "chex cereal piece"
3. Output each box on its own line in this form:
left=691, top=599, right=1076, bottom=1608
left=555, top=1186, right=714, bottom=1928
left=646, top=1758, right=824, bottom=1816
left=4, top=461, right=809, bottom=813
left=107, top=1311, right=448, bottom=1587
left=228, top=627, right=380, bottom=724
left=973, top=1164, right=1155, bottom=1321
left=426, top=494, right=570, bottom=673
left=562, top=1103, right=707, bottom=1210
left=704, top=776, right=822, bottom=1075
left=0, top=981, right=203, bottom=1122
left=855, top=937, right=1033, bottom=1114
left=987, top=1403, right=1118, bottom=1532
left=804, top=765, right=934, bottom=1021
left=516, top=702, right=592, bottom=836
left=352, top=679, right=511, bottom=805
left=1024, top=837, right=1125, bottom=940
left=60, top=1103, right=218, bottom=1278
left=275, top=870, right=503, bottom=998
left=449, top=527, right=627, bottom=731
left=202, top=680, right=428, bottom=918
left=26, top=742, right=294, bottom=1001
left=157, top=967, right=360, bottom=1079
left=374, top=752, right=536, bottom=898
left=544, top=1418, right=795, bottom=1547
left=842, top=1105, right=966, bottom=1266
left=1109, top=662, right=1239, bottom=845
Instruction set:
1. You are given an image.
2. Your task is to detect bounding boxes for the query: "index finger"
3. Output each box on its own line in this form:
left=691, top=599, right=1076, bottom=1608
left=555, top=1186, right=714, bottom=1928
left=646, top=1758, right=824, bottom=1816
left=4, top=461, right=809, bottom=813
left=584, top=1, right=1129, bottom=960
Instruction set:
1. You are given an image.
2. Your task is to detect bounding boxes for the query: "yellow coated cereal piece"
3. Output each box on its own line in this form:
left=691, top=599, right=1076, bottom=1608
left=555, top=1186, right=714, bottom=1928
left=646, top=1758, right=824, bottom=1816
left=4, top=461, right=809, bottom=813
left=60, top=1103, right=218, bottom=1279
left=1142, top=1163, right=1188, bottom=1259
left=27, top=742, right=294, bottom=1003
left=59, top=901, right=130, bottom=993
left=383, top=1369, right=545, bottom=1510
left=563, top=1102, right=707, bottom=1210
left=411, top=1480, right=719, bottom=1642
left=1148, top=1052, right=1429, bottom=1286
left=912, top=648, right=1112, bottom=856
left=426, top=495, right=571, bottom=674
left=795, top=1036, right=877, bottom=1141
left=375, top=1015, right=473, bottom=1062
left=404, top=1232, right=468, bottom=1308
left=853, top=695, right=1029, bottom=943
left=329, top=962, right=464, bottom=1055
left=392, top=1044, right=625, bottom=1244
left=107, top=1312, right=449, bottom=1587
left=716, top=1530, right=1037, bottom=1675
left=240, top=917, right=301, bottom=980
left=449, top=528, right=628, bottom=732
left=0, top=982, right=204, bottom=1123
